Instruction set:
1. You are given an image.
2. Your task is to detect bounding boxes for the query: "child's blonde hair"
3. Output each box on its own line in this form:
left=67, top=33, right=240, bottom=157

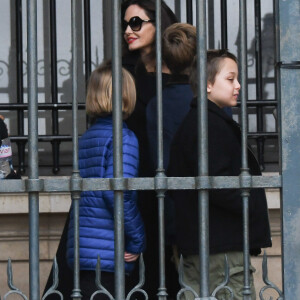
left=86, top=61, right=136, bottom=120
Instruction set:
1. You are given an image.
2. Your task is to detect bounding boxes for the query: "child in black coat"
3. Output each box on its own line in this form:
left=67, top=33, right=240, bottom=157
left=146, top=23, right=196, bottom=298
left=168, top=50, right=272, bottom=300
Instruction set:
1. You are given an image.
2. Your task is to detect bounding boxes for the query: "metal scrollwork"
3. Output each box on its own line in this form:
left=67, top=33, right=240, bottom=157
left=259, top=251, right=284, bottom=300
left=0, top=55, right=102, bottom=81
left=126, top=254, right=148, bottom=300
left=3, top=258, right=28, bottom=300
left=57, top=59, right=71, bottom=77
left=37, top=59, right=45, bottom=76
left=248, top=57, right=255, bottom=68
left=42, top=256, right=63, bottom=300
left=90, top=256, right=114, bottom=300
left=0, top=60, right=8, bottom=78
left=22, top=61, right=28, bottom=76
left=91, top=254, right=148, bottom=300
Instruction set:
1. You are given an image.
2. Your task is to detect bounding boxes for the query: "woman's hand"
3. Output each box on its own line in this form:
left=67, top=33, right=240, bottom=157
left=124, top=252, right=139, bottom=262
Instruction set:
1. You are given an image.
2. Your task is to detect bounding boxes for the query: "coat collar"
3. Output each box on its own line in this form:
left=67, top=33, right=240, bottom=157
left=94, top=115, right=128, bottom=128
left=167, top=74, right=190, bottom=86
left=191, top=97, right=240, bottom=129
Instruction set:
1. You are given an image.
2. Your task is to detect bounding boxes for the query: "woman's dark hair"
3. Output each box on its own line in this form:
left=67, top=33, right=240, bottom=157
left=121, top=0, right=178, bottom=65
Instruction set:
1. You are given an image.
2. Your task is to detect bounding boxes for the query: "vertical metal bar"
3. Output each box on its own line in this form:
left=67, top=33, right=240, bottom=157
left=71, top=191, right=81, bottom=300
left=207, top=1, right=215, bottom=49
left=196, top=0, right=209, bottom=297
left=50, top=0, right=60, bottom=174
left=27, top=0, right=40, bottom=299
left=84, top=0, right=91, bottom=81
left=103, top=0, right=113, bottom=60
left=71, top=1, right=82, bottom=299
left=274, top=0, right=283, bottom=292
left=155, top=1, right=167, bottom=299
left=239, top=3, right=249, bottom=176
left=84, top=0, right=91, bottom=128
left=239, top=0, right=251, bottom=299
left=175, top=0, right=181, bottom=22
left=15, top=0, right=25, bottom=174
left=186, top=0, right=193, bottom=24
left=112, top=0, right=125, bottom=299
left=220, top=0, right=228, bottom=49
left=254, top=0, right=265, bottom=170
left=273, top=0, right=281, bottom=174
left=277, top=0, right=300, bottom=298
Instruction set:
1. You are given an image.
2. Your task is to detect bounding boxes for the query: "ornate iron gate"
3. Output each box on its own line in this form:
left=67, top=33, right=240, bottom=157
left=0, top=0, right=299, bottom=299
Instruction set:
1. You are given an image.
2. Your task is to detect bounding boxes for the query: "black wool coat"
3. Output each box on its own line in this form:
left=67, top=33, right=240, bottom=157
left=168, top=99, right=272, bottom=256
left=123, top=52, right=172, bottom=177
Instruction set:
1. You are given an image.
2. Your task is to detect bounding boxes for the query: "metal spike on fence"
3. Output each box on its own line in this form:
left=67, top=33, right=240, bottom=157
left=126, top=253, right=148, bottom=300
left=3, top=258, right=28, bottom=300
left=90, top=256, right=114, bottom=300
left=211, top=255, right=233, bottom=299
left=42, top=256, right=63, bottom=300
left=176, top=255, right=200, bottom=300
left=259, top=251, right=284, bottom=300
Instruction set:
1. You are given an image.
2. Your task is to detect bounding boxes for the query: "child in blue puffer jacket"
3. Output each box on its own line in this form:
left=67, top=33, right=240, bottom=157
left=66, top=61, right=146, bottom=299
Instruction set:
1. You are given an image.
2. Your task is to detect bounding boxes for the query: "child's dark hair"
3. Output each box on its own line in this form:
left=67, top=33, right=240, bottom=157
left=162, top=23, right=196, bottom=75
left=190, top=49, right=238, bottom=95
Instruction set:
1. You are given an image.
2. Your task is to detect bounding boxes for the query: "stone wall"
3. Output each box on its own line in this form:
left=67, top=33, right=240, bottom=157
left=0, top=193, right=71, bottom=298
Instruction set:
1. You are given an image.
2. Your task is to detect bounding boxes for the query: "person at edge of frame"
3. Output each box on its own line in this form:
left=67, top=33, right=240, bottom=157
left=0, top=115, right=21, bottom=179
left=168, top=49, right=272, bottom=300
left=145, top=23, right=196, bottom=289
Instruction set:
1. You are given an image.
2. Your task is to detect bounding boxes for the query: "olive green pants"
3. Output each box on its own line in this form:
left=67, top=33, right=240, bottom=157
left=181, top=252, right=256, bottom=300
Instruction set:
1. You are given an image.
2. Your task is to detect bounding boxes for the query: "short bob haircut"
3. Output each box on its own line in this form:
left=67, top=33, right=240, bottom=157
left=162, top=23, right=196, bottom=75
left=190, top=49, right=238, bottom=96
left=121, top=0, right=178, bottom=64
left=86, top=61, right=136, bottom=120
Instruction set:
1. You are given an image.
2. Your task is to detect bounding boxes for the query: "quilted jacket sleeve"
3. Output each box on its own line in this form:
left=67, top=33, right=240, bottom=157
left=102, top=130, right=146, bottom=254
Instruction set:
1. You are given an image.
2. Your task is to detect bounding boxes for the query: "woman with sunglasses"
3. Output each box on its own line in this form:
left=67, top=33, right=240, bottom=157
left=122, top=0, right=177, bottom=72
left=121, top=1, right=180, bottom=299
left=121, top=0, right=177, bottom=177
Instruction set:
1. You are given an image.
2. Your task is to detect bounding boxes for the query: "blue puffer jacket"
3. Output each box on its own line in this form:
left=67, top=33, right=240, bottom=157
left=66, top=116, right=146, bottom=274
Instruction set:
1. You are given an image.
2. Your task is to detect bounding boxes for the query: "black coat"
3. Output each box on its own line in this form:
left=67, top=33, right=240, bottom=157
left=123, top=53, right=172, bottom=177
left=168, top=99, right=272, bottom=256
left=146, top=74, right=193, bottom=171
left=122, top=54, right=180, bottom=299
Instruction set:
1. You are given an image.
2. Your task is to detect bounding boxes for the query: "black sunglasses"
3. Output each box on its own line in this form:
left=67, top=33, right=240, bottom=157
left=122, top=16, right=154, bottom=32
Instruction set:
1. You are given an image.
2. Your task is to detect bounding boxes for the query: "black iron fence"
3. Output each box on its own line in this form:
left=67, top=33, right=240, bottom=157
left=0, top=0, right=278, bottom=176
left=2, top=0, right=299, bottom=299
